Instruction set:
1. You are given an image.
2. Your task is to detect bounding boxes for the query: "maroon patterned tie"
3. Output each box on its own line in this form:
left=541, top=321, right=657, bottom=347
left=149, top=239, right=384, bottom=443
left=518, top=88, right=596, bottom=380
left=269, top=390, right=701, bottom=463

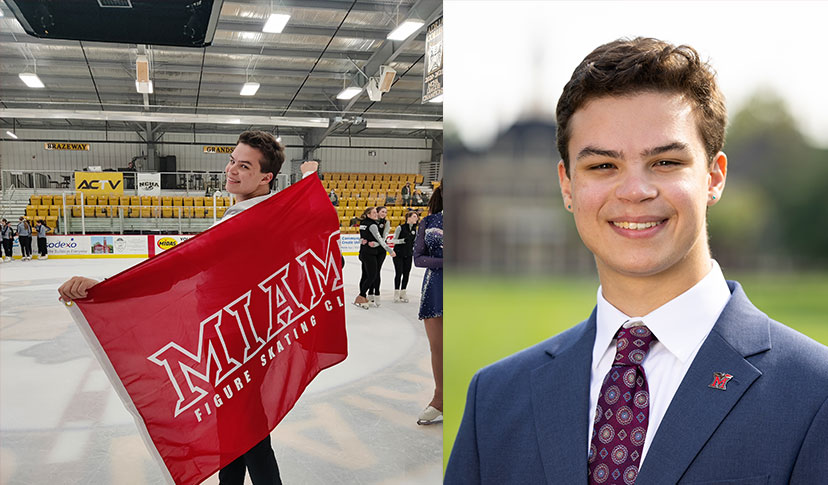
left=588, top=325, right=656, bottom=485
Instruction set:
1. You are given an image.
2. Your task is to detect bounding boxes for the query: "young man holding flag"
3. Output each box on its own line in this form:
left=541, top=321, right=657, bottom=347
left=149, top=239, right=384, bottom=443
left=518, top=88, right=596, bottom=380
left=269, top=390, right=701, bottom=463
left=60, top=131, right=321, bottom=484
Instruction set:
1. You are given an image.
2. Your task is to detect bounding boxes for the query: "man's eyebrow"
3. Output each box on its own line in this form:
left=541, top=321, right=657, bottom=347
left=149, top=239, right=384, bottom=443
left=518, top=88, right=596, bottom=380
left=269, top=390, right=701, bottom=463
left=641, top=142, right=689, bottom=158
left=576, top=146, right=623, bottom=161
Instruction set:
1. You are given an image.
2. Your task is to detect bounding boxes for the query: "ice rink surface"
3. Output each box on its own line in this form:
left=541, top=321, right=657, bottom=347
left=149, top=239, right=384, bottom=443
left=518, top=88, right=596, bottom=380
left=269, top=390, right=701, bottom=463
left=0, top=255, right=440, bottom=484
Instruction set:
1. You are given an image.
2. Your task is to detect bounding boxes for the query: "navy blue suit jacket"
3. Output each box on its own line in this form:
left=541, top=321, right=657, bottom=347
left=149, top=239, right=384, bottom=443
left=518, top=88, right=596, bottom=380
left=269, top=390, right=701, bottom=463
left=446, top=281, right=828, bottom=484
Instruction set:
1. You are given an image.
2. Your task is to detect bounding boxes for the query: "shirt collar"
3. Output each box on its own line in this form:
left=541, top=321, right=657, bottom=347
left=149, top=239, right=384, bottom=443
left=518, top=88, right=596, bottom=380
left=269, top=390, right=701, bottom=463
left=593, top=260, right=732, bottom=369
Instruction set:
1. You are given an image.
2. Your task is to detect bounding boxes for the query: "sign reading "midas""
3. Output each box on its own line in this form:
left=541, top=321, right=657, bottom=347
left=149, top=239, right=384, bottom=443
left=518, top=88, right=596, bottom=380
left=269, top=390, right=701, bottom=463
left=203, top=146, right=234, bottom=154
left=74, top=172, right=124, bottom=194
left=45, top=142, right=91, bottom=151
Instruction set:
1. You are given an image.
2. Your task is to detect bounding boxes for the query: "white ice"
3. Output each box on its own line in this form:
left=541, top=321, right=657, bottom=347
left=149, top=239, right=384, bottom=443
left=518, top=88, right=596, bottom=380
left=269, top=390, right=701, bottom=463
left=0, top=255, right=441, bottom=484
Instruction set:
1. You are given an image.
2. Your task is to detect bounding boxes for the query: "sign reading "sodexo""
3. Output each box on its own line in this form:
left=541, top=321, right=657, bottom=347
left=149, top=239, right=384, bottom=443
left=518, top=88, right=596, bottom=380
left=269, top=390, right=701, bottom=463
left=75, top=172, right=125, bottom=194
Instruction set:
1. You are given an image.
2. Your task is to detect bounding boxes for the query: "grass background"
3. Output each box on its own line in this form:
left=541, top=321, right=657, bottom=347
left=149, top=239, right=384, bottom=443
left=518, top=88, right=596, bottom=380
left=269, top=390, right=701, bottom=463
left=443, top=272, right=828, bottom=467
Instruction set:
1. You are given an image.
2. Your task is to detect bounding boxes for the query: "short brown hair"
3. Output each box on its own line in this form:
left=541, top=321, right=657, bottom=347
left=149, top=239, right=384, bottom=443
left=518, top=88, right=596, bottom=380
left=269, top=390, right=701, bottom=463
left=237, top=130, right=286, bottom=188
left=428, top=181, right=442, bottom=214
left=556, top=37, right=726, bottom=174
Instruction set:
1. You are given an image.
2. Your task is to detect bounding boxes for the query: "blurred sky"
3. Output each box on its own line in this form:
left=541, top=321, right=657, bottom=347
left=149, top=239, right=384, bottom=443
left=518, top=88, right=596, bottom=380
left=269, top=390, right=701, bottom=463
left=445, top=0, right=828, bottom=150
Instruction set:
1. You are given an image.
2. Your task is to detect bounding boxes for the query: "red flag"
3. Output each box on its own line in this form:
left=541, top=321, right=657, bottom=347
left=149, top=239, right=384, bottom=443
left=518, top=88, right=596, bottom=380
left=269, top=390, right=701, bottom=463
left=66, top=176, right=347, bottom=484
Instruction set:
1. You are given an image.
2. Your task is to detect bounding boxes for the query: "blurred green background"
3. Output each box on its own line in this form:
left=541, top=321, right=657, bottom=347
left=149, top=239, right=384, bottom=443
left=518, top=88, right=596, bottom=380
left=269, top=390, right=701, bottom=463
left=443, top=273, right=828, bottom=467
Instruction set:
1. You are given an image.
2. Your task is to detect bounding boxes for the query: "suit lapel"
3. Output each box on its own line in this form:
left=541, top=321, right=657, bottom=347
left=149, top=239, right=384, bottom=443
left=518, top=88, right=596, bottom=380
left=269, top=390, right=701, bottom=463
left=530, top=311, right=597, bottom=485
left=637, top=282, right=771, bottom=485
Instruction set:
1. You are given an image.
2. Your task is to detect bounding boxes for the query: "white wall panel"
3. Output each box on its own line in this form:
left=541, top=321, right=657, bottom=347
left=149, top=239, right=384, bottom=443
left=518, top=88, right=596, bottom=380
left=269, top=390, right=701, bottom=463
left=1, top=131, right=433, bottom=176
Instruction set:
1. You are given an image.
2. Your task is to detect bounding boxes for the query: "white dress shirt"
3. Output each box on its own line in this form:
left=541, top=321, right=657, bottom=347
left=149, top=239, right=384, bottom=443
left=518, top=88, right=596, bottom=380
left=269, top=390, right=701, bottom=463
left=587, top=260, right=732, bottom=465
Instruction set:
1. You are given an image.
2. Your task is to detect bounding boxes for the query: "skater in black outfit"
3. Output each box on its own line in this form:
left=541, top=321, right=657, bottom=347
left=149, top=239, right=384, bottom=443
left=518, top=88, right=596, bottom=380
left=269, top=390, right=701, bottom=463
left=392, top=211, right=419, bottom=303
left=355, top=207, right=395, bottom=309
left=368, top=206, right=390, bottom=306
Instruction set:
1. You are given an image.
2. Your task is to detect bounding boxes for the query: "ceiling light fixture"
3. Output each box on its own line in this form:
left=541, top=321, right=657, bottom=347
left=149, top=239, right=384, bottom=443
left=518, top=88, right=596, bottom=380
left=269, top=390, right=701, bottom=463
left=336, top=86, right=362, bottom=100
left=135, top=80, right=154, bottom=94
left=387, top=20, right=424, bottom=41
left=6, top=131, right=18, bottom=139
left=263, top=13, right=290, bottom=33
left=240, top=81, right=260, bottom=96
left=19, top=72, right=45, bottom=88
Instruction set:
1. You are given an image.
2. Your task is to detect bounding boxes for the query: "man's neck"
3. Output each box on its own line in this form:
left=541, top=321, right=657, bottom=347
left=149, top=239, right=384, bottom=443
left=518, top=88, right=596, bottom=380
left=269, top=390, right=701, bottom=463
left=598, top=255, right=712, bottom=317
left=233, top=187, right=269, bottom=203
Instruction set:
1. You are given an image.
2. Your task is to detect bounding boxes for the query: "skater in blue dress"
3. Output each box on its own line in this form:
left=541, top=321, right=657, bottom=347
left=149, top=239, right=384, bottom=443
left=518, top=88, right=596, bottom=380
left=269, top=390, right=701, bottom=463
left=413, top=183, right=443, bottom=425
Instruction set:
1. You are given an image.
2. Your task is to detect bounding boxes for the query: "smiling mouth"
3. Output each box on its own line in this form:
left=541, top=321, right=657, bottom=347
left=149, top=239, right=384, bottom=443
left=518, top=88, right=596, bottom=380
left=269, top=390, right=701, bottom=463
left=611, top=220, right=664, bottom=230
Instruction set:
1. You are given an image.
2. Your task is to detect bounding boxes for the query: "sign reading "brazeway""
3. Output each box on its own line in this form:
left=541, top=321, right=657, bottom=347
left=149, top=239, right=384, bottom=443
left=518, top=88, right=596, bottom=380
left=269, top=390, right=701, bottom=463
left=45, top=142, right=91, bottom=151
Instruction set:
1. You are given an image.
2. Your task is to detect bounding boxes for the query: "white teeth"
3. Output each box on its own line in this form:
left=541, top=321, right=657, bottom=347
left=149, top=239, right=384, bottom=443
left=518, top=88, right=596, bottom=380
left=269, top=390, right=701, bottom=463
left=613, top=221, right=662, bottom=230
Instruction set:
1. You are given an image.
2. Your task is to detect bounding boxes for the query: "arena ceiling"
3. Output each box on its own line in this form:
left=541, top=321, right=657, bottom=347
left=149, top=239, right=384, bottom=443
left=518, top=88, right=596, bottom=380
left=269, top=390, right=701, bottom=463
left=0, top=0, right=443, bottom=150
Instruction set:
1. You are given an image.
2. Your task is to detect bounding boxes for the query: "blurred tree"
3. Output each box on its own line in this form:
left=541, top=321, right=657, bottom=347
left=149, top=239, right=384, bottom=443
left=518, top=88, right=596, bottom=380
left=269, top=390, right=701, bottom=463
left=720, top=89, right=828, bottom=267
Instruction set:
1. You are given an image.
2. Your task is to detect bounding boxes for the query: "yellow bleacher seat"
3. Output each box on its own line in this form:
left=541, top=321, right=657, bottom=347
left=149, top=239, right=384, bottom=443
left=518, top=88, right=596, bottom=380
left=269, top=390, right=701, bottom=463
left=118, top=196, right=129, bottom=205
left=150, top=196, right=160, bottom=206
left=172, top=196, right=183, bottom=206
left=63, top=194, right=76, bottom=205
left=194, top=197, right=205, bottom=206
left=72, top=207, right=81, bottom=217
left=140, top=208, right=151, bottom=218
left=49, top=207, right=60, bottom=218
left=223, top=196, right=231, bottom=206
left=182, top=207, right=193, bottom=218
left=95, top=207, right=107, bottom=217
left=183, top=197, right=194, bottom=206
left=84, top=207, right=94, bottom=217
left=84, top=195, right=97, bottom=206
left=30, top=195, right=41, bottom=205
left=217, top=207, right=227, bottom=218
left=40, top=195, right=53, bottom=205
left=205, top=207, right=214, bottom=218
left=129, top=207, right=140, bottom=218
left=415, top=174, right=424, bottom=184
left=194, top=207, right=205, bottom=218
left=36, top=207, right=48, bottom=218
left=162, top=207, right=173, bottom=218
left=130, top=196, right=140, bottom=205
left=45, top=216, right=57, bottom=231
left=26, top=207, right=36, bottom=218
left=140, top=196, right=151, bottom=206
left=161, top=196, right=173, bottom=206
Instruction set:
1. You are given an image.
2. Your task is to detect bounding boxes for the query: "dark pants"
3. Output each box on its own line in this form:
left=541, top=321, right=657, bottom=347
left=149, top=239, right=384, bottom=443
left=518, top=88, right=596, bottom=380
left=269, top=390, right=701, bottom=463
left=393, top=254, right=413, bottom=290
left=37, top=237, right=48, bottom=256
left=218, top=435, right=281, bottom=485
left=370, top=252, right=386, bottom=295
left=1, top=239, right=12, bottom=258
left=19, top=236, right=32, bottom=257
left=359, top=250, right=379, bottom=297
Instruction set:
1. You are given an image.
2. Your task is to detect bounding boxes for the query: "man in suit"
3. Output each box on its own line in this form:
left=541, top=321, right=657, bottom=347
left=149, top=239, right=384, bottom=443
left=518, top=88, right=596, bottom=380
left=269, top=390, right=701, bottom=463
left=445, top=37, right=828, bottom=484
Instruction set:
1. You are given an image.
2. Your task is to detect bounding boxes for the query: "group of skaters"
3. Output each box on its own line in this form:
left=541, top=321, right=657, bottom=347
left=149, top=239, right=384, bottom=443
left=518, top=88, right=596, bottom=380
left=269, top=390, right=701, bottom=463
left=0, top=217, right=51, bottom=261
left=354, top=184, right=444, bottom=426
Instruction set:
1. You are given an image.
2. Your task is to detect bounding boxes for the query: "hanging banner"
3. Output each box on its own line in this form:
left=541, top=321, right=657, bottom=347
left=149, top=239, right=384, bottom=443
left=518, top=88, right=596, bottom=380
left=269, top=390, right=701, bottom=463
left=422, top=16, right=443, bottom=103
left=137, top=173, right=162, bottom=196
left=65, top=176, right=347, bottom=484
left=203, top=146, right=234, bottom=154
left=45, top=142, right=90, bottom=151
left=75, top=172, right=125, bottom=194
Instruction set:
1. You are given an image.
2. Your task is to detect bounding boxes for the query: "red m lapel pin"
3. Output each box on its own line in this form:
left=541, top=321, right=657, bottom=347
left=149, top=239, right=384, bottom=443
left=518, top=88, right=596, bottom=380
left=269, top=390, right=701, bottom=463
left=709, top=372, right=734, bottom=390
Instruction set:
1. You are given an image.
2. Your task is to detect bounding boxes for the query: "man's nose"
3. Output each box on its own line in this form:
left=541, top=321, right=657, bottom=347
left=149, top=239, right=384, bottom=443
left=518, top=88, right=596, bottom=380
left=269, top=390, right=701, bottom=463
left=615, top=170, right=657, bottom=202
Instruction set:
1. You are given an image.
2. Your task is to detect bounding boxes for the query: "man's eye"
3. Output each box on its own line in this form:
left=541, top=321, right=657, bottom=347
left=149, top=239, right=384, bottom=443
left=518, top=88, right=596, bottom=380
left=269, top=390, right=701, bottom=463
left=655, top=160, right=679, bottom=167
left=590, top=163, right=615, bottom=170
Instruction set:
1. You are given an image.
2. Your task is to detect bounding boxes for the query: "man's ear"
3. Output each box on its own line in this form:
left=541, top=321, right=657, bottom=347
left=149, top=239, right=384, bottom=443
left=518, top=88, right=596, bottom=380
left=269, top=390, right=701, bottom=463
left=557, top=160, right=573, bottom=212
left=707, top=152, right=727, bottom=206
left=261, top=172, right=274, bottom=186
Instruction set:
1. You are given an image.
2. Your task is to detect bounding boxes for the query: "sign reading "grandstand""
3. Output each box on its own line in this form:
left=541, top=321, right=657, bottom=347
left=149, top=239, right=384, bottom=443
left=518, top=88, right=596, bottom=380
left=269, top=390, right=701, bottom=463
left=45, top=142, right=90, bottom=151
left=203, top=146, right=234, bottom=154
